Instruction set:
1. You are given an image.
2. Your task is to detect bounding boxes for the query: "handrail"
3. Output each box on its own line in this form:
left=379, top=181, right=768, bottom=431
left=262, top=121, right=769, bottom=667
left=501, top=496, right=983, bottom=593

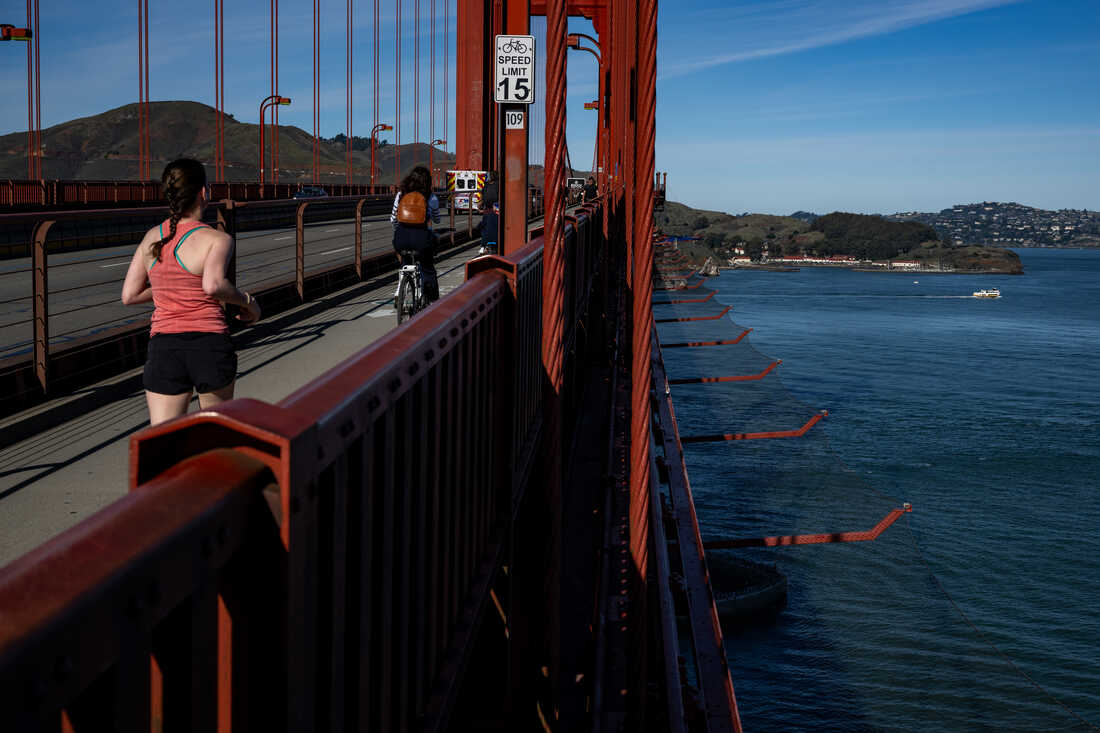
left=0, top=449, right=278, bottom=730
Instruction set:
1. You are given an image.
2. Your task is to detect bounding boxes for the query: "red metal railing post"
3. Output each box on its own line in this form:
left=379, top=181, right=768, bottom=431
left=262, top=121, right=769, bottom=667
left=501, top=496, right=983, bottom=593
left=32, top=219, right=52, bottom=394
left=355, top=197, right=365, bottom=278
left=296, top=201, right=308, bottom=300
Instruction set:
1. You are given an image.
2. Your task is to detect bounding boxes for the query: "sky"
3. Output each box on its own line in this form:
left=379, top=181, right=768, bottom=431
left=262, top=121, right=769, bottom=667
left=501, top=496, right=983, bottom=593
left=0, top=0, right=1097, bottom=215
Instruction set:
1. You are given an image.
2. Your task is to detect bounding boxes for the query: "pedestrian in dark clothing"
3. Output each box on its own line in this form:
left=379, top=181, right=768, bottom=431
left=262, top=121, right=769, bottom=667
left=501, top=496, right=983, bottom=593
left=583, top=176, right=598, bottom=202
left=475, top=202, right=499, bottom=255
left=481, top=171, right=499, bottom=209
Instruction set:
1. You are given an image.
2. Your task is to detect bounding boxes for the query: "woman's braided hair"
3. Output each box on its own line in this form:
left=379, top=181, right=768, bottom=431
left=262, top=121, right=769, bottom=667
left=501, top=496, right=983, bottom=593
left=152, top=158, right=206, bottom=262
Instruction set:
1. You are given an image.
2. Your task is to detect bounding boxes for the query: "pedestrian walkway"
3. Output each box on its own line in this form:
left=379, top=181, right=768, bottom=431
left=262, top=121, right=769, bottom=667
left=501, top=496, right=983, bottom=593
left=0, top=243, right=481, bottom=566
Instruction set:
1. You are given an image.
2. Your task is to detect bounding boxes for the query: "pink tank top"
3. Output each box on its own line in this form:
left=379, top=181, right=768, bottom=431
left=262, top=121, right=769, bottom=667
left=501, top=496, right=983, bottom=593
left=148, top=220, right=228, bottom=335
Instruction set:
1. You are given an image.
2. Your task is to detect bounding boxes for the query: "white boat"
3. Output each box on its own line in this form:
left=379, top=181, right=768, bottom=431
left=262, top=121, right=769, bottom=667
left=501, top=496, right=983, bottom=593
left=973, top=288, right=1001, bottom=298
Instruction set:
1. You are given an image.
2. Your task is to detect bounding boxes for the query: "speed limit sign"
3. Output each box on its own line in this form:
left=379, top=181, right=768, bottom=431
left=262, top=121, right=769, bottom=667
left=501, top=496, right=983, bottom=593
left=495, top=35, right=535, bottom=104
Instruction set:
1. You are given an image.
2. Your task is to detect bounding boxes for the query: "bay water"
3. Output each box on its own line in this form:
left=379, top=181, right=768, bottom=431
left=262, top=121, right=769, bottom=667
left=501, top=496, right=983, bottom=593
left=657, top=249, right=1100, bottom=731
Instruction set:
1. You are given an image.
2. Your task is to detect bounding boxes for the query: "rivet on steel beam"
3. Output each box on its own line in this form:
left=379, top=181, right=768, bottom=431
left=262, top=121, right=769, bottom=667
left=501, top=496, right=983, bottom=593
left=340, top=420, right=355, bottom=437
left=388, top=377, right=402, bottom=393
left=367, top=396, right=381, bottom=411
left=424, top=349, right=435, bottom=361
left=439, top=338, right=448, bottom=348
left=450, top=328, right=459, bottom=337
left=461, top=319, right=469, bottom=329
left=408, top=363, right=420, bottom=376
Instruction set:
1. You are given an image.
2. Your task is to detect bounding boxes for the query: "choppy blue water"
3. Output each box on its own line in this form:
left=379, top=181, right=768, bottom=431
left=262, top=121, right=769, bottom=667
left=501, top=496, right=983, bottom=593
left=657, top=249, right=1100, bottom=732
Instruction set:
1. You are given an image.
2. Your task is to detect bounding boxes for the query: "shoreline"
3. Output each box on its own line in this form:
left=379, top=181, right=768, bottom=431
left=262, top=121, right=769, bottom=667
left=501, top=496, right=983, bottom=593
left=719, top=264, right=1021, bottom=275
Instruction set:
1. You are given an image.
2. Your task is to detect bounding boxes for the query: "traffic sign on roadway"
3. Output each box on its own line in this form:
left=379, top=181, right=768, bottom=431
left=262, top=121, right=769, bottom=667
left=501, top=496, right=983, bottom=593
left=495, top=35, right=535, bottom=104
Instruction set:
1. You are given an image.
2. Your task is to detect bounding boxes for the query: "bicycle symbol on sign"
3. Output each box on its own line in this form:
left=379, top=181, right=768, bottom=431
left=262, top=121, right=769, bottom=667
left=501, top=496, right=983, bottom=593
left=500, top=38, right=528, bottom=54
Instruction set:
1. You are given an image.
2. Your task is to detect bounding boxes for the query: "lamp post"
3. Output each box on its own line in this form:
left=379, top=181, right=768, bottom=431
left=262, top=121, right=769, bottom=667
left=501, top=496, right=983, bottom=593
left=370, top=122, right=393, bottom=187
left=429, top=139, right=446, bottom=189
left=259, top=95, right=291, bottom=185
left=567, top=33, right=606, bottom=194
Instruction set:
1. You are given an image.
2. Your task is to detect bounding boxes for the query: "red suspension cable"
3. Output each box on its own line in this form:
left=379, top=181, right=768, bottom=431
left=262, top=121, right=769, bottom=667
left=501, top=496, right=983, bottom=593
left=430, top=0, right=435, bottom=152
left=395, top=0, right=401, bottom=183
left=33, top=0, right=41, bottom=180
left=414, top=0, right=419, bottom=166
left=274, top=0, right=280, bottom=183
left=144, top=0, right=150, bottom=179
left=347, top=0, right=353, bottom=184
left=313, top=0, right=319, bottom=184
left=443, top=0, right=448, bottom=160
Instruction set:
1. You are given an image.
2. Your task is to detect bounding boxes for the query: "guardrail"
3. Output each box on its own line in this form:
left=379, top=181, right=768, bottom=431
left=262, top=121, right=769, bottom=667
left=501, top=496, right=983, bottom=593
left=0, top=204, right=609, bottom=732
left=1, top=178, right=397, bottom=210
left=0, top=195, right=478, bottom=417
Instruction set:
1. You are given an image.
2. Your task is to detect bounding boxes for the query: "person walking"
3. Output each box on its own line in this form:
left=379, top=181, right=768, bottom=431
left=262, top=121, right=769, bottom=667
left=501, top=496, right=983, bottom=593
left=583, top=175, right=598, bottom=202
left=121, top=158, right=260, bottom=425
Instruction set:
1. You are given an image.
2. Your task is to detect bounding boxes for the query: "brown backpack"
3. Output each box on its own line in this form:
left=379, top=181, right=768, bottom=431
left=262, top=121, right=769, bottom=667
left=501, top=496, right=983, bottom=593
left=396, top=191, right=427, bottom=225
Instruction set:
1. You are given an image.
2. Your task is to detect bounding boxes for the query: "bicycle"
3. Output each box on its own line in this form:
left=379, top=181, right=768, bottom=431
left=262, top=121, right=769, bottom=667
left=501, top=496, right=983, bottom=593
left=394, top=250, right=427, bottom=325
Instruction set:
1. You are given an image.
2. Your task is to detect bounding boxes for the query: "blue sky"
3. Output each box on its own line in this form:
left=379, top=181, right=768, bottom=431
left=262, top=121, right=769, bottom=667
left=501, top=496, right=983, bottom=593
left=0, top=0, right=1097, bottom=214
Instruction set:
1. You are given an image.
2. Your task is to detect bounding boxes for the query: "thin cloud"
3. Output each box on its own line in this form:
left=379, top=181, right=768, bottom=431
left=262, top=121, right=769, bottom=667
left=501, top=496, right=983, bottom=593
left=660, top=0, right=1028, bottom=78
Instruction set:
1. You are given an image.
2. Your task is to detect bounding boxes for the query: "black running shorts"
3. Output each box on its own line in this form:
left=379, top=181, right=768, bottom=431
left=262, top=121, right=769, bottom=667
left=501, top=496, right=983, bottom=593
left=143, top=332, right=237, bottom=395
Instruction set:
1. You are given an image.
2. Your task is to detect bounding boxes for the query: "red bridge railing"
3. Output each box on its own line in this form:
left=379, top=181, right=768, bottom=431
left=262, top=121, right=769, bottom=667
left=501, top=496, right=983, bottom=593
left=0, top=204, right=607, bottom=731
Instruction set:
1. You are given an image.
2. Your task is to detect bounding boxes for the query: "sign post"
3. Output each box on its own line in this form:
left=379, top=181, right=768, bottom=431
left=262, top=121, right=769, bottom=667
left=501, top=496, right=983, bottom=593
left=495, top=33, right=535, bottom=255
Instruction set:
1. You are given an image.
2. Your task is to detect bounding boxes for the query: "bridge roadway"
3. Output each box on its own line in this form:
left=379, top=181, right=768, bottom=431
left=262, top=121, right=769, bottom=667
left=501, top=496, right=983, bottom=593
left=0, top=206, right=482, bottom=361
left=0, top=216, right=501, bottom=568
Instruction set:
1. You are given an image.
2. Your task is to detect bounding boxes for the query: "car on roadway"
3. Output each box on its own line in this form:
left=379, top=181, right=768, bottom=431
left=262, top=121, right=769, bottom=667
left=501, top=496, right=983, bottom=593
left=293, top=186, right=329, bottom=200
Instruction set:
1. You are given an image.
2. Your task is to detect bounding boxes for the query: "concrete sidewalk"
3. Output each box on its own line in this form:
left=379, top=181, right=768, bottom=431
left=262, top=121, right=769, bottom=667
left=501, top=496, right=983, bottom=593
left=0, top=243, right=483, bottom=567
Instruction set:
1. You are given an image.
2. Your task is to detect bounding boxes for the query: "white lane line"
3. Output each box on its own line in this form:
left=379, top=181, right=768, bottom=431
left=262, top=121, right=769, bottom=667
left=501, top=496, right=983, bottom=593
left=318, top=246, right=352, bottom=256
left=100, top=261, right=131, bottom=268
left=325, top=228, right=341, bottom=232
left=274, top=235, right=293, bottom=240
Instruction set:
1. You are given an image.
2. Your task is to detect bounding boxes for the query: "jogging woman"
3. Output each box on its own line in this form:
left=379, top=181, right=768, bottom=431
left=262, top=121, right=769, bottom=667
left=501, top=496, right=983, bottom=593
left=121, top=158, right=260, bottom=425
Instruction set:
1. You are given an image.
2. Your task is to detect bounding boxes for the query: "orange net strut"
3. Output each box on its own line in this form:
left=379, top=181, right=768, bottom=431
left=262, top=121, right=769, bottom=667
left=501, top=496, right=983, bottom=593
left=682, top=411, right=827, bottom=443
left=668, top=360, right=780, bottom=385
left=655, top=305, right=731, bottom=323
left=703, top=504, right=912, bottom=549
left=661, top=329, right=753, bottom=348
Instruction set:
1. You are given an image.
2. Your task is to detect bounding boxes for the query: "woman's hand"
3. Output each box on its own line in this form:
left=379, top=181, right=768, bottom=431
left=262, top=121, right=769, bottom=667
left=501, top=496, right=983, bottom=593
left=236, top=292, right=261, bottom=323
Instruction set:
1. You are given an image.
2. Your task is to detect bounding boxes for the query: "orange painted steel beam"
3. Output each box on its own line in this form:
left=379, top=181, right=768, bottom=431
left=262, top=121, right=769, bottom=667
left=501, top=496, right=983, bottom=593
left=668, top=360, right=780, bottom=385
left=653, top=291, right=715, bottom=305
left=661, top=329, right=753, bottom=348
left=703, top=505, right=912, bottom=550
left=682, top=411, right=827, bottom=444
left=655, top=305, right=730, bottom=323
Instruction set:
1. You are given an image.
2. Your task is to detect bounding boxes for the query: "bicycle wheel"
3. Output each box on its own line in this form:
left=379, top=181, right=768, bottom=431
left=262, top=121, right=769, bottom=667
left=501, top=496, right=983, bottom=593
left=396, top=275, right=415, bottom=324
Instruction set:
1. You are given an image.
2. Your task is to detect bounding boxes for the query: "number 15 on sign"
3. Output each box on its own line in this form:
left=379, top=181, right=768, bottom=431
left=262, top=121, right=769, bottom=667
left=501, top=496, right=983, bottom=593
left=495, top=35, right=535, bottom=104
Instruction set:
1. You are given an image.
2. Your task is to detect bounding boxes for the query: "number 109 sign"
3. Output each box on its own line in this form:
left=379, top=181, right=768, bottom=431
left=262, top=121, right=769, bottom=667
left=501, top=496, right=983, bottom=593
left=494, top=35, right=535, bottom=104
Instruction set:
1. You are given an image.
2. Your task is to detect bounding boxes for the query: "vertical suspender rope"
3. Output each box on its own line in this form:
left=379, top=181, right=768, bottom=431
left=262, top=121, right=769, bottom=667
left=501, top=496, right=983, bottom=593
left=414, top=0, right=419, bottom=168
left=274, top=0, right=280, bottom=184
left=26, top=0, right=33, bottom=179
left=144, top=0, right=149, bottom=179
left=393, top=0, right=398, bottom=183
left=33, top=0, right=41, bottom=179
left=347, top=0, right=353, bottom=185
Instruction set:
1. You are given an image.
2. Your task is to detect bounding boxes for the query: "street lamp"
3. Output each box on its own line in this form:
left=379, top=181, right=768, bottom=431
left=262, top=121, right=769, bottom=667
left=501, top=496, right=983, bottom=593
left=259, top=95, right=291, bottom=185
left=429, top=139, right=446, bottom=189
left=0, top=24, right=32, bottom=41
left=567, top=33, right=606, bottom=195
left=370, top=123, right=393, bottom=187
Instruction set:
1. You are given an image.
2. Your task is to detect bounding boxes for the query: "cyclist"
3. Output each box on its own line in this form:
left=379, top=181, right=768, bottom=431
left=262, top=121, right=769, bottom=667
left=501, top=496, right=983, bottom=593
left=391, top=166, right=440, bottom=230
left=392, top=168, right=439, bottom=302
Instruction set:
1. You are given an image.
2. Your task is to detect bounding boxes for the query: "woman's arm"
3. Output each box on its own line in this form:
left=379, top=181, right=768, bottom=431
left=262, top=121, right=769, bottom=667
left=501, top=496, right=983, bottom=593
left=121, top=232, right=154, bottom=305
left=201, top=231, right=261, bottom=322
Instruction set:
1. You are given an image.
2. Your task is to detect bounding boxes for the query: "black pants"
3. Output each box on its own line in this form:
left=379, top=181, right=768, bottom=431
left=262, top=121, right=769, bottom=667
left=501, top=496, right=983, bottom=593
left=394, top=224, right=439, bottom=302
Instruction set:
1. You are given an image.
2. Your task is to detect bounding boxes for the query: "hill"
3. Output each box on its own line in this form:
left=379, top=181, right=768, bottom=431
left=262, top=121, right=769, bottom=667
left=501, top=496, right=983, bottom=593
left=886, top=201, right=1100, bottom=249
left=660, top=201, right=1022, bottom=273
left=0, top=101, right=455, bottom=183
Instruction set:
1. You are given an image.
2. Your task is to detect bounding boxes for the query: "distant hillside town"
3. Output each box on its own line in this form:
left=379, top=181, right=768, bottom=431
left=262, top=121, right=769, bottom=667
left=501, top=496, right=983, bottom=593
left=884, top=202, right=1100, bottom=249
